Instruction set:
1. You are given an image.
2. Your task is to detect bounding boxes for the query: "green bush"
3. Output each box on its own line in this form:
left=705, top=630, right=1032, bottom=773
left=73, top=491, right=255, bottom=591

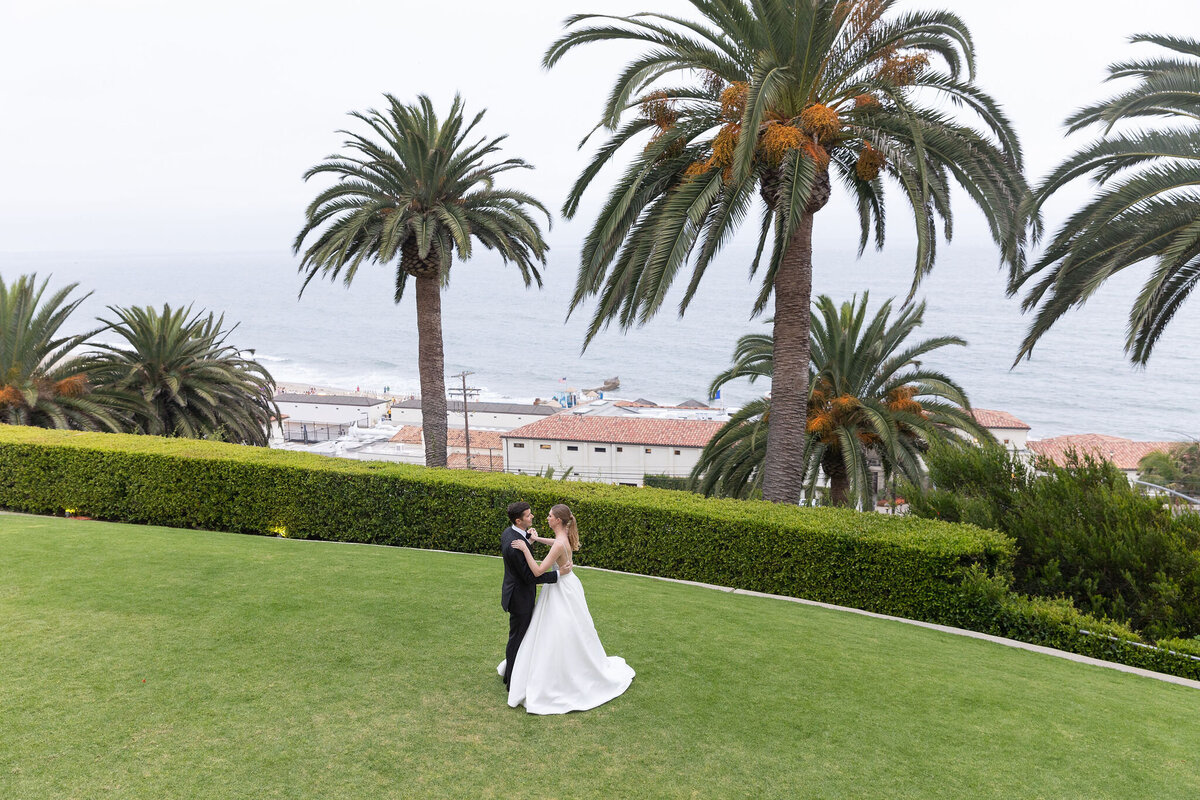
left=643, top=474, right=691, bottom=491
left=0, top=426, right=1012, bottom=625
left=946, top=569, right=1200, bottom=680
left=907, top=443, right=1200, bottom=641
left=1155, top=636, right=1200, bottom=659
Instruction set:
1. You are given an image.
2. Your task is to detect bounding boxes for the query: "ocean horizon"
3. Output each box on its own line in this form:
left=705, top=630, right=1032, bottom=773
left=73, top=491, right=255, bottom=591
left=3, top=242, right=1197, bottom=442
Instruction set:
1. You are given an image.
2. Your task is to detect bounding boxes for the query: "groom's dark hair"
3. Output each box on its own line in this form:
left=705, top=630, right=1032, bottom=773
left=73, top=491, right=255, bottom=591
left=507, top=501, right=531, bottom=524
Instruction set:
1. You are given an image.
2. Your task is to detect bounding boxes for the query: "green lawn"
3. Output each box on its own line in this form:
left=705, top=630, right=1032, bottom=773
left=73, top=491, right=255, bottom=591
left=1, top=516, right=1198, bottom=799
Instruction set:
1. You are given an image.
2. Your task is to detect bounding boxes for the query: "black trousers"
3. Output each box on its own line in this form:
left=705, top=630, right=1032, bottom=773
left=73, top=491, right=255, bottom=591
left=504, top=601, right=533, bottom=687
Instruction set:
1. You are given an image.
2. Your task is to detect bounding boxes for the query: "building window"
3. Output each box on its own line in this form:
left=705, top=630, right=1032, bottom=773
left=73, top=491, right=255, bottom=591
left=674, top=449, right=681, bottom=455
left=513, top=443, right=524, bottom=449
left=567, top=445, right=579, bottom=452
left=595, top=447, right=607, bottom=453
left=1003, top=438, right=1010, bottom=444
left=645, top=448, right=652, bottom=454
left=616, top=447, right=623, bottom=452
left=540, top=444, right=552, bottom=450
left=620, top=482, right=637, bottom=487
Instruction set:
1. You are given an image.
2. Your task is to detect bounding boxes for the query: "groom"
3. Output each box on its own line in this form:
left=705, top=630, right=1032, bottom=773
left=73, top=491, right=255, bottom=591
left=501, top=500, right=570, bottom=688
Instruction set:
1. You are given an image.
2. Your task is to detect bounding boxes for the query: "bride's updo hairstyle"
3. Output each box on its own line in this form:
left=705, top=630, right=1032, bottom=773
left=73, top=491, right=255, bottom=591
left=550, top=504, right=579, bottom=551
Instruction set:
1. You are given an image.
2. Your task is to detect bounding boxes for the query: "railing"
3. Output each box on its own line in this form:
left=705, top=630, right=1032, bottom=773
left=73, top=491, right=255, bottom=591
left=1132, top=479, right=1200, bottom=503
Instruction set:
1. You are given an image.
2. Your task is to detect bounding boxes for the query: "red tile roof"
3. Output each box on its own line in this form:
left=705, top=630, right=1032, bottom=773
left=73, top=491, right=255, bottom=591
left=1028, top=434, right=1176, bottom=470
left=448, top=429, right=504, bottom=450
left=503, top=415, right=724, bottom=448
left=388, top=426, right=503, bottom=450
left=970, top=408, right=1030, bottom=430
left=389, top=425, right=424, bottom=444
left=447, top=452, right=504, bottom=471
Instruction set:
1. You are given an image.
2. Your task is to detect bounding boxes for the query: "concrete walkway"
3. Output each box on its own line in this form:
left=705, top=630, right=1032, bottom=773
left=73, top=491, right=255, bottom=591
left=4, top=510, right=1198, bottom=690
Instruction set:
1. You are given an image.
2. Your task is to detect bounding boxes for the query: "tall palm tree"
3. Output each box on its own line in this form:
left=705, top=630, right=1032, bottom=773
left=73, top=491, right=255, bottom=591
left=545, top=0, right=1028, bottom=502
left=84, top=305, right=279, bottom=446
left=692, top=294, right=993, bottom=507
left=293, top=94, right=550, bottom=467
left=1014, top=34, right=1200, bottom=365
left=0, top=274, right=122, bottom=431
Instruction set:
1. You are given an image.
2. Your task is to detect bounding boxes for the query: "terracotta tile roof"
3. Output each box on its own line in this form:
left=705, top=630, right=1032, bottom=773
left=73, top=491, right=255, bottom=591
left=503, top=415, right=724, bottom=448
left=970, top=408, right=1031, bottom=430
left=447, top=452, right=504, bottom=471
left=389, top=425, right=424, bottom=444
left=388, top=426, right=504, bottom=450
left=447, top=429, right=504, bottom=450
left=1028, top=434, right=1176, bottom=470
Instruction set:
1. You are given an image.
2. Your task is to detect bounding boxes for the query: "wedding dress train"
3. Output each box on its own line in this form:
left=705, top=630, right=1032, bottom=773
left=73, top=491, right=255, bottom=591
left=498, top=571, right=634, bottom=714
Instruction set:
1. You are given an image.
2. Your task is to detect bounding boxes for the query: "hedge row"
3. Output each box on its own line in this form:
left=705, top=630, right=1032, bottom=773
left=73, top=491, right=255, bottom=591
left=642, top=474, right=692, bottom=491
left=2, top=426, right=1197, bottom=681
left=0, top=426, right=1011, bottom=623
left=949, top=570, right=1200, bottom=681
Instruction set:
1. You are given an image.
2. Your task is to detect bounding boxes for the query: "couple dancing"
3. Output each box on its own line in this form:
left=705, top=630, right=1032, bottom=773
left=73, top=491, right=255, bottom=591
left=498, top=501, right=634, bottom=714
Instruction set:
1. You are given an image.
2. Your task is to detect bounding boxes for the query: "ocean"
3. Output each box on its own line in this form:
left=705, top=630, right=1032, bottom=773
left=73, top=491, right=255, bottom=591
left=3, top=243, right=1197, bottom=441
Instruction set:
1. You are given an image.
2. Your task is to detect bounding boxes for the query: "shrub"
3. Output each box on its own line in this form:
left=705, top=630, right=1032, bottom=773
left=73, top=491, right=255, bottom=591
left=0, top=426, right=1012, bottom=625
left=946, top=569, right=1200, bottom=680
left=907, top=444, right=1200, bottom=641
left=643, top=474, right=691, bottom=491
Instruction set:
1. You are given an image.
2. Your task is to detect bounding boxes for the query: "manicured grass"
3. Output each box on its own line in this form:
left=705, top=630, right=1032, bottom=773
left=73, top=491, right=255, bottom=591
left=1, top=515, right=1198, bottom=799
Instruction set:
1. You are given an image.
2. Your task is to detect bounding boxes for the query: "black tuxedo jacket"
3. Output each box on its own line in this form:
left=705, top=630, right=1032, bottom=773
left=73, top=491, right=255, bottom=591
left=500, top=525, right=558, bottom=613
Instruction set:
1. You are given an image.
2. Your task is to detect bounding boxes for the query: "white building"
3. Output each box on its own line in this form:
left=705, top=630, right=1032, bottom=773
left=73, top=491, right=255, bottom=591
left=561, top=396, right=734, bottom=422
left=387, top=399, right=558, bottom=431
left=502, top=415, right=725, bottom=486
left=969, top=408, right=1032, bottom=452
left=273, top=393, right=390, bottom=442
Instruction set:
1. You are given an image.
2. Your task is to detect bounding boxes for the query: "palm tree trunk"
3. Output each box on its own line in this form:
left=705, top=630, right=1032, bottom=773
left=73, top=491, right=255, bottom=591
left=762, top=213, right=815, bottom=503
left=823, top=451, right=850, bottom=507
left=414, top=275, right=448, bottom=468
left=762, top=169, right=830, bottom=504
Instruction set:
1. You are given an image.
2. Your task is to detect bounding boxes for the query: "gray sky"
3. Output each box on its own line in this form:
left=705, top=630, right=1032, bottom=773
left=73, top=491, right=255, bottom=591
left=0, top=0, right=1193, bottom=255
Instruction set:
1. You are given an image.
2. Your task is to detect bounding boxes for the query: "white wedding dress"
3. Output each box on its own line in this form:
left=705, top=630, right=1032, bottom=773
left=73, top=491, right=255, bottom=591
left=498, top=570, right=635, bottom=715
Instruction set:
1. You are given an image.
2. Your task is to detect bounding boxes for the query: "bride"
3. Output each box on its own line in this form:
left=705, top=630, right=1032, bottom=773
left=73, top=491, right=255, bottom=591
left=499, top=504, right=634, bottom=714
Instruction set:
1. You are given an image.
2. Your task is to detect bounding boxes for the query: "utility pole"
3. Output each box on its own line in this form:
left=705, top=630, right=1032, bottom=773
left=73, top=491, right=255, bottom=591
left=448, top=370, right=480, bottom=468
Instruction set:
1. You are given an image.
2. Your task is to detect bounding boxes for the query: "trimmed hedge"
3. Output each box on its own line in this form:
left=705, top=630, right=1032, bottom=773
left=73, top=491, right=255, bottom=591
left=949, top=570, right=1200, bottom=681
left=2, top=426, right=1197, bottom=681
left=0, top=426, right=1010, bottom=625
left=643, top=474, right=692, bottom=491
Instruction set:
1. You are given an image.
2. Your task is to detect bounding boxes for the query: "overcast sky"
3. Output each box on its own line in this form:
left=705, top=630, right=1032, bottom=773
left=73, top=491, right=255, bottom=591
left=0, top=0, right=1193, bottom=255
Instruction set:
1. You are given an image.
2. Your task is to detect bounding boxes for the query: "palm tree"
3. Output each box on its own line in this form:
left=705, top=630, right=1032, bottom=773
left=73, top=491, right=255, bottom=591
left=83, top=304, right=279, bottom=445
left=545, top=0, right=1028, bottom=502
left=1014, top=34, right=1200, bottom=365
left=293, top=94, right=550, bottom=467
left=691, top=294, right=993, bottom=507
left=0, top=274, right=122, bottom=431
